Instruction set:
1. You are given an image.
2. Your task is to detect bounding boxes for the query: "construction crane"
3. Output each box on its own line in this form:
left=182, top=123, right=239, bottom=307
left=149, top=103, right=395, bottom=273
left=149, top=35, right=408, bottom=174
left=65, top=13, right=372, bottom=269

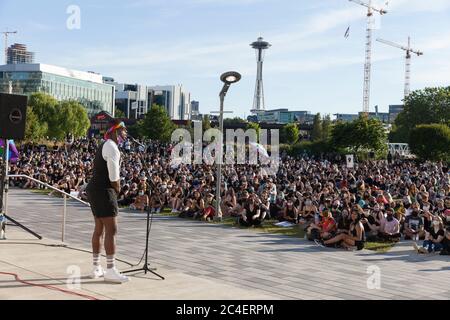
left=376, top=37, right=423, bottom=98
left=1, top=30, right=17, bottom=64
left=349, top=0, right=387, bottom=115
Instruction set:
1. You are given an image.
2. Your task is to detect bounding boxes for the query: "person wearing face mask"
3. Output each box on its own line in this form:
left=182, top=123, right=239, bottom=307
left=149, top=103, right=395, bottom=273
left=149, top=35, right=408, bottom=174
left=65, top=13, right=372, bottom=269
left=404, top=203, right=425, bottom=240
left=379, top=208, right=401, bottom=242
left=239, top=195, right=263, bottom=228
left=280, top=199, right=298, bottom=224
left=130, top=187, right=149, bottom=212
left=413, top=216, right=445, bottom=254
left=361, top=205, right=381, bottom=240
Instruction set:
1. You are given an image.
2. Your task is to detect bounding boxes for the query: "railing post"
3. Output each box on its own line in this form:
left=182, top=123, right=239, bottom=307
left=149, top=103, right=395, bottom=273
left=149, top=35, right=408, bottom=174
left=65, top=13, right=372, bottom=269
left=62, top=194, right=67, bottom=243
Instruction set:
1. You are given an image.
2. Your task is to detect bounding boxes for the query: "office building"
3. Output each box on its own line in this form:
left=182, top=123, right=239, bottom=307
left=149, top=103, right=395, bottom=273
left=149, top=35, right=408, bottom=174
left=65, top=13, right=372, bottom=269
left=0, top=63, right=115, bottom=115
left=389, top=104, right=404, bottom=123
left=254, top=109, right=313, bottom=124
left=148, top=85, right=191, bottom=120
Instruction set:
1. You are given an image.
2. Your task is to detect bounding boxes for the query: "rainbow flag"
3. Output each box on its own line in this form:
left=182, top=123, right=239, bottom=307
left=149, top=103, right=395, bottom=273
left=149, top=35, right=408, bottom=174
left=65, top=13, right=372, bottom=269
left=0, top=139, right=19, bottom=163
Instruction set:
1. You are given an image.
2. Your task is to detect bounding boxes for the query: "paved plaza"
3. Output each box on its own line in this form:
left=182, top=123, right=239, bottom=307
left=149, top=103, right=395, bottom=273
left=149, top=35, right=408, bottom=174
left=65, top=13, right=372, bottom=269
left=1, top=189, right=449, bottom=300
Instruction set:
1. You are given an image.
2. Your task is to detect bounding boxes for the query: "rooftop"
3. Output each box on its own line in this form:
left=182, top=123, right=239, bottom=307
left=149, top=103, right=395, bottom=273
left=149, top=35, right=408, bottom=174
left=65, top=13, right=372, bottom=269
left=0, top=63, right=105, bottom=84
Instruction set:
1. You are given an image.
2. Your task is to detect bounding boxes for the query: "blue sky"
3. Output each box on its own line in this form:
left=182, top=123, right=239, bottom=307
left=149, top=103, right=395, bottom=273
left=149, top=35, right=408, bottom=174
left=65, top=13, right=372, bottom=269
left=1, top=0, right=449, bottom=118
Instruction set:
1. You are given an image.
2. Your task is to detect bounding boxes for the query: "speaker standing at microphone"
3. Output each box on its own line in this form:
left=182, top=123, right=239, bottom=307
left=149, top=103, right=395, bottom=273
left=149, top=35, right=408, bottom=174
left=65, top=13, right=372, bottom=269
left=86, top=120, right=129, bottom=284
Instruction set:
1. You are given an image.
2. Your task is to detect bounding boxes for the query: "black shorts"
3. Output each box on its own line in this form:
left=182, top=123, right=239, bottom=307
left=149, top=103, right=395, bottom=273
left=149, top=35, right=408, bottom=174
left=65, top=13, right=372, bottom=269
left=87, top=187, right=119, bottom=218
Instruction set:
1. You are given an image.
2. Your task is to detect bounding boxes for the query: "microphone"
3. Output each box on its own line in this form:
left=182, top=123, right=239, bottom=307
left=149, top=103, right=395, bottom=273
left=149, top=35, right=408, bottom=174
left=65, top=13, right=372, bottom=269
left=128, top=135, right=145, bottom=148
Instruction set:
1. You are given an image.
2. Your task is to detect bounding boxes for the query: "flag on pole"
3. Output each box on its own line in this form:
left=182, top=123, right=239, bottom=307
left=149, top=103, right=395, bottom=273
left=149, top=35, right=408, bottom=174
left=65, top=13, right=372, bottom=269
left=0, top=139, right=20, bottom=163
left=344, top=26, right=350, bottom=39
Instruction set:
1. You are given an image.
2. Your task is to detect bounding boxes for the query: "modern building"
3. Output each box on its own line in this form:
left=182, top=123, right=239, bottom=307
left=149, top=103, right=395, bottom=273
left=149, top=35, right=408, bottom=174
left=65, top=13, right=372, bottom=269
left=253, top=109, right=313, bottom=124
left=0, top=63, right=115, bottom=115
left=112, top=82, right=153, bottom=120
left=7, top=43, right=35, bottom=64
left=148, top=85, right=191, bottom=120
left=191, top=100, right=199, bottom=116
left=105, top=81, right=193, bottom=120
left=334, top=113, right=359, bottom=122
left=190, top=101, right=202, bottom=121
left=335, top=111, right=390, bottom=123
left=389, top=104, right=404, bottom=123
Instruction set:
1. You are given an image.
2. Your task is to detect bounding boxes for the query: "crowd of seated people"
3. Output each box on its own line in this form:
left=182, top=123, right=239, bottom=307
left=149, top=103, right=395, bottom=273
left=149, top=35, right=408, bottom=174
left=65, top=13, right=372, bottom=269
left=8, top=137, right=450, bottom=253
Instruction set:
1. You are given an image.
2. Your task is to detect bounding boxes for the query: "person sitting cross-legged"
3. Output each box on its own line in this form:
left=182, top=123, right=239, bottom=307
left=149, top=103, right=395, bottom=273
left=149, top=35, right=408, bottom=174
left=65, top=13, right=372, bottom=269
left=413, top=216, right=445, bottom=254
left=318, top=208, right=366, bottom=250
left=239, top=195, right=263, bottom=228
left=378, top=208, right=401, bottom=242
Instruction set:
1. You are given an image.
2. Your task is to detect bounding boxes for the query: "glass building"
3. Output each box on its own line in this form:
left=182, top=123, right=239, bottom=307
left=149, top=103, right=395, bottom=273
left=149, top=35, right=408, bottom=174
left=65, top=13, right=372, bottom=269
left=0, top=63, right=115, bottom=116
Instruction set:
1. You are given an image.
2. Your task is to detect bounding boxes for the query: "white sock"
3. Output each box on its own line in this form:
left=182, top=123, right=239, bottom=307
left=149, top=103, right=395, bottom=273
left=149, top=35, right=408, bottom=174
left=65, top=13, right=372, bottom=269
left=107, top=255, right=115, bottom=269
left=93, top=253, right=100, bottom=267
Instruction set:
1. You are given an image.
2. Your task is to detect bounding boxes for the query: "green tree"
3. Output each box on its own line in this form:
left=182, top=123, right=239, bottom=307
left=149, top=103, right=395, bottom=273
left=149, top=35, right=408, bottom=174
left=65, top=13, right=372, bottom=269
left=409, top=124, right=450, bottom=162
left=139, top=104, right=177, bottom=142
left=246, top=122, right=261, bottom=138
left=202, top=115, right=212, bottom=130
left=62, top=100, right=91, bottom=139
left=390, top=86, right=450, bottom=142
left=46, top=100, right=90, bottom=140
left=321, top=114, right=332, bottom=141
left=28, top=92, right=58, bottom=122
left=115, top=108, right=126, bottom=118
left=331, top=116, right=387, bottom=153
left=281, top=123, right=299, bottom=144
left=24, top=107, right=48, bottom=142
left=28, top=92, right=58, bottom=138
left=311, top=113, right=322, bottom=141
left=223, top=117, right=247, bottom=126
left=28, top=93, right=91, bottom=140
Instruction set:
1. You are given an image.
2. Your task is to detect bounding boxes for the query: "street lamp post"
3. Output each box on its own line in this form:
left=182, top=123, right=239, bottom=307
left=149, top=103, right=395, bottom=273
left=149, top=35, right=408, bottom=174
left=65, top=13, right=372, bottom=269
left=214, top=71, right=241, bottom=222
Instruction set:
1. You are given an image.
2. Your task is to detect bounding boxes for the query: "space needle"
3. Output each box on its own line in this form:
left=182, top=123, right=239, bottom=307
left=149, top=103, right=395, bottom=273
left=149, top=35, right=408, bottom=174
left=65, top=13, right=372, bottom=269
left=250, top=37, right=271, bottom=113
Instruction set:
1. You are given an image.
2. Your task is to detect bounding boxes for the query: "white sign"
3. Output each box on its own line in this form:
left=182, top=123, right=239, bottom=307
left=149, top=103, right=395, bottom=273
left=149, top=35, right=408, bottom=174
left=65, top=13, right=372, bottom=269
left=346, top=154, right=354, bottom=169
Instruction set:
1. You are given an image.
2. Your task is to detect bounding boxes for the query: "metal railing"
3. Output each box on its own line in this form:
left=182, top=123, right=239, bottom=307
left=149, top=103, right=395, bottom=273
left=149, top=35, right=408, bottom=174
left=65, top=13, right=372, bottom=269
left=6, top=174, right=90, bottom=243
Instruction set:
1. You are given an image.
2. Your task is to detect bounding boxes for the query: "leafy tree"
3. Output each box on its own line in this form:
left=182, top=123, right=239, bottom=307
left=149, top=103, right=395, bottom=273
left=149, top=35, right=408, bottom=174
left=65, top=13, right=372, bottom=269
left=62, top=100, right=91, bottom=139
left=311, top=113, right=322, bottom=141
left=25, top=107, right=48, bottom=142
left=28, top=92, right=58, bottom=122
left=28, top=93, right=90, bottom=141
left=139, top=104, right=177, bottom=142
left=223, top=117, right=247, bottom=126
left=409, top=124, right=450, bottom=162
left=331, top=116, right=387, bottom=153
left=202, top=115, right=212, bottom=130
left=281, top=123, right=299, bottom=144
left=115, top=108, right=126, bottom=119
left=321, top=114, right=332, bottom=141
left=390, top=86, right=450, bottom=142
left=246, top=122, right=261, bottom=138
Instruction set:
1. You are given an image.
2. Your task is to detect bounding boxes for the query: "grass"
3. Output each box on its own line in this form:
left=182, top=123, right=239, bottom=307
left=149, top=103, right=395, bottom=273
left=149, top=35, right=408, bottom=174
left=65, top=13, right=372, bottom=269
left=211, top=217, right=307, bottom=238
left=364, top=241, right=396, bottom=253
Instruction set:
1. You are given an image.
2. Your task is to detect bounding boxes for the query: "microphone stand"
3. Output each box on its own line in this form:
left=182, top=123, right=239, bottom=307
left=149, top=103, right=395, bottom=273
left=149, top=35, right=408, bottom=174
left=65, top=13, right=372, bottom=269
left=123, top=137, right=164, bottom=279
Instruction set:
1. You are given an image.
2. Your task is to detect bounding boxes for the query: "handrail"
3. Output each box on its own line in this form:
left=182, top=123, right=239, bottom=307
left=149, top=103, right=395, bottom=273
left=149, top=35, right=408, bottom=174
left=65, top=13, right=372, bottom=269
left=7, top=174, right=90, bottom=206
left=6, top=174, right=90, bottom=243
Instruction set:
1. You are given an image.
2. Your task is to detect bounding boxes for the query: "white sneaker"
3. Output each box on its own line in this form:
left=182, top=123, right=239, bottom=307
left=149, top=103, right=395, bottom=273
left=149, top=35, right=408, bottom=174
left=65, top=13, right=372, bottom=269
left=104, top=267, right=129, bottom=284
left=89, top=265, right=105, bottom=279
